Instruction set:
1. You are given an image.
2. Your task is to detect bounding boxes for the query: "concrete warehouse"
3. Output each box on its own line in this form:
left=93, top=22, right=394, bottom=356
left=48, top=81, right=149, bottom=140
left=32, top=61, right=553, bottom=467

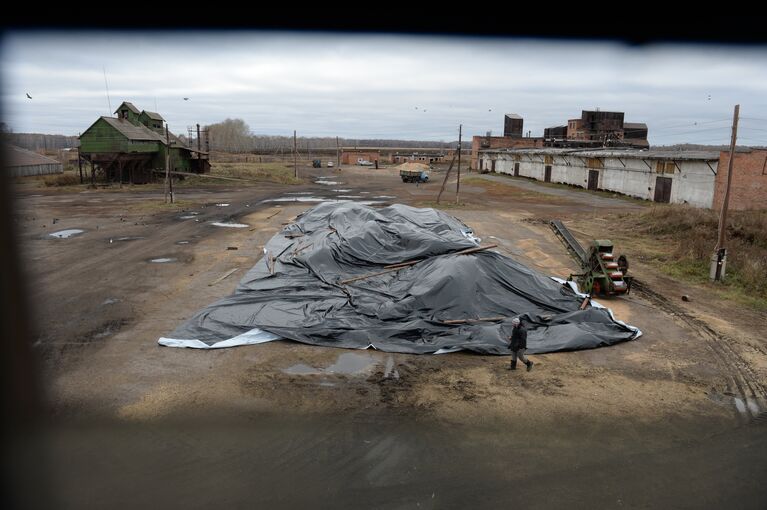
left=476, top=147, right=767, bottom=209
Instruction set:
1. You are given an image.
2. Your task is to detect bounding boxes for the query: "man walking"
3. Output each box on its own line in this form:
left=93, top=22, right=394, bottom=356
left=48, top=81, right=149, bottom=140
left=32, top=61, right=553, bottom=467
left=508, top=317, right=533, bottom=371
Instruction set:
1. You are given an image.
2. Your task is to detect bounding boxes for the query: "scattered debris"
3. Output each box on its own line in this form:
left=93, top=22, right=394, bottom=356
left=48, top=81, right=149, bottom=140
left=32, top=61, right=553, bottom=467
left=209, top=268, right=239, bottom=287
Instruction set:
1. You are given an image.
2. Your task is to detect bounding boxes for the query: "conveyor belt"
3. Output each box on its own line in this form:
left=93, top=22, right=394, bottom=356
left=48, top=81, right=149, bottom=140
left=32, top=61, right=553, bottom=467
left=550, top=220, right=587, bottom=264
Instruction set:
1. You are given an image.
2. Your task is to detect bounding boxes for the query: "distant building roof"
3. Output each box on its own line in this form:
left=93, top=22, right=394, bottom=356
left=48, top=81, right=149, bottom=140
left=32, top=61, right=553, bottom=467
left=505, top=114, right=523, bottom=119
left=114, top=101, right=140, bottom=115
left=141, top=110, right=165, bottom=121
left=624, top=122, right=648, bottom=129
left=479, top=147, right=719, bottom=160
left=5, top=144, right=62, bottom=167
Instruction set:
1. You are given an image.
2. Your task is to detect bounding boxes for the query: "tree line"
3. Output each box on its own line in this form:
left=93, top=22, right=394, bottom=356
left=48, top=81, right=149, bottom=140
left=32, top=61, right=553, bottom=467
left=2, top=118, right=472, bottom=153
left=206, top=118, right=470, bottom=153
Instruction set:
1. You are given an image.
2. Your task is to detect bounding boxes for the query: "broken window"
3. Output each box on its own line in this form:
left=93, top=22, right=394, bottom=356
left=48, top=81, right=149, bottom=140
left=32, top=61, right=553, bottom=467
left=656, top=161, right=675, bottom=174
left=587, top=158, right=604, bottom=169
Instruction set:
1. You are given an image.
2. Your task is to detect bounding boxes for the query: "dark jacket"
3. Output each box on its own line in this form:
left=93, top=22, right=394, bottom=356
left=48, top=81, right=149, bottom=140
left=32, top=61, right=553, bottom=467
left=509, top=324, right=527, bottom=351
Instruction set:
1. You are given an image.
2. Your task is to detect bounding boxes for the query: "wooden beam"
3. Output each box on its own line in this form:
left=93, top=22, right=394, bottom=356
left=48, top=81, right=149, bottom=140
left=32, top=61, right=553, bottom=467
left=209, top=268, right=239, bottom=286
left=441, top=316, right=506, bottom=324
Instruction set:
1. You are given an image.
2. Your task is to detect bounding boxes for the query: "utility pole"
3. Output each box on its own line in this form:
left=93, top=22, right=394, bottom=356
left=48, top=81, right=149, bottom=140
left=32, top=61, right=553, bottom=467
left=336, top=136, right=340, bottom=168
left=77, top=147, right=83, bottom=184
left=165, top=125, right=173, bottom=203
left=436, top=152, right=457, bottom=204
left=456, top=124, right=462, bottom=205
left=711, top=104, right=740, bottom=281
left=293, top=130, right=298, bottom=179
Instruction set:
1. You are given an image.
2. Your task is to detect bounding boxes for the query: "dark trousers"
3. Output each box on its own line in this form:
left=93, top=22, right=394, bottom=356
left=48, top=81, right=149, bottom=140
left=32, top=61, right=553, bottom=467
left=510, top=348, right=529, bottom=368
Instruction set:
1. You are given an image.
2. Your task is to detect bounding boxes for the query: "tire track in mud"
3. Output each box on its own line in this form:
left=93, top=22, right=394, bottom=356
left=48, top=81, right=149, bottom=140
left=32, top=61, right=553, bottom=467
left=632, top=280, right=767, bottom=420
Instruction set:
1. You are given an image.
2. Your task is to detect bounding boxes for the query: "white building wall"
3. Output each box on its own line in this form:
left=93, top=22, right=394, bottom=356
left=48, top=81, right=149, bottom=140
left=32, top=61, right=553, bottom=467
left=601, top=157, right=655, bottom=200
left=9, top=163, right=63, bottom=177
left=668, top=161, right=717, bottom=207
left=482, top=151, right=718, bottom=208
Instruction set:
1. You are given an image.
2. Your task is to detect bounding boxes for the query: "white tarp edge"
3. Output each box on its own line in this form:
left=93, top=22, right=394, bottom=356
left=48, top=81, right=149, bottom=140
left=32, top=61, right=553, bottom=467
left=550, top=277, right=643, bottom=340
left=158, top=327, right=281, bottom=349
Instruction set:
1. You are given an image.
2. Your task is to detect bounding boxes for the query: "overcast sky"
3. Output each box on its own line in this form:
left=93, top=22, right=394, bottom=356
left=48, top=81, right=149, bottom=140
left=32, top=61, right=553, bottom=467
left=2, top=31, right=767, bottom=146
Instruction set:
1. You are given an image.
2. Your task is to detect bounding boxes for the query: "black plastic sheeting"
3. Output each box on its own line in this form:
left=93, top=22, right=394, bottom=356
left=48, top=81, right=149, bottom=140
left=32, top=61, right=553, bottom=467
left=160, top=202, right=640, bottom=354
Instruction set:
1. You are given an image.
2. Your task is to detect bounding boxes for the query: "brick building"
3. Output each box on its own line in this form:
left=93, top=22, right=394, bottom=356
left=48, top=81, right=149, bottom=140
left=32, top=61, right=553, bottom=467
left=340, top=150, right=380, bottom=165
left=471, top=135, right=543, bottom=171
left=713, top=148, right=767, bottom=210
left=550, top=110, right=649, bottom=148
left=391, top=151, right=447, bottom=164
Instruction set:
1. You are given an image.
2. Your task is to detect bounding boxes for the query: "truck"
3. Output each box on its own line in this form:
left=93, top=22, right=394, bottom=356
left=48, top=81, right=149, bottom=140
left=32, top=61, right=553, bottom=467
left=400, top=169, right=429, bottom=183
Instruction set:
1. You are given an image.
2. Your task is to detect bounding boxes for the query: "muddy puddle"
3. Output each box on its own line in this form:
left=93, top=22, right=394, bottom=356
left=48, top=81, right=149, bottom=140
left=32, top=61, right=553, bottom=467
left=113, top=236, right=145, bottom=242
left=49, top=229, right=85, bottom=239
left=211, top=222, right=249, bottom=228
left=264, top=197, right=329, bottom=203
left=707, top=390, right=764, bottom=417
left=283, top=352, right=382, bottom=376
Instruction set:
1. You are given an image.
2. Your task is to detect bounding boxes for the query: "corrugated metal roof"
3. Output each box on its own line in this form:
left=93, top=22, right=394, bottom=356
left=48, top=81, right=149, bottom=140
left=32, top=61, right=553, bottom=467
left=86, top=117, right=191, bottom=150
left=479, top=147, right=720, bottom=160
left=100, top=117, right=166, bottom=142
left=5, top=144, right=63, bottom=167
left=114, top=101, right=140, bottom=114
left=141, top=110, right=165, bottom=121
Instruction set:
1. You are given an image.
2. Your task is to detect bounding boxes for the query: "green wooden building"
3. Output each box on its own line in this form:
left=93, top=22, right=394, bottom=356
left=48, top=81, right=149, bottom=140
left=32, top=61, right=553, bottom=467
left=78, top=101, right=209, bottom=184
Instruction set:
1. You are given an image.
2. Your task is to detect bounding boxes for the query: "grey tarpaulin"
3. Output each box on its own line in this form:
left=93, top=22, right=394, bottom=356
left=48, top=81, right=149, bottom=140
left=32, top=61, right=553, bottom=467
left=159, top=202, right=640, bottom=354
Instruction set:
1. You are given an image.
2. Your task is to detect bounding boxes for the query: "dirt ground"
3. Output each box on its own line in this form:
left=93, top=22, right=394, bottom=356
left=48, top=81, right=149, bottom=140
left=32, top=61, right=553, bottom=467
left=8, top=163, right=767, bottom=509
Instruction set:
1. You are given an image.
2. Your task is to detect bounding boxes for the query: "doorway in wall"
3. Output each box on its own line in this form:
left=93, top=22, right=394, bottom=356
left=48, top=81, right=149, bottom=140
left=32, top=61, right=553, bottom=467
left=654, top=176, right=672, bottom=203
left=588, top=170, right=599, bottom=191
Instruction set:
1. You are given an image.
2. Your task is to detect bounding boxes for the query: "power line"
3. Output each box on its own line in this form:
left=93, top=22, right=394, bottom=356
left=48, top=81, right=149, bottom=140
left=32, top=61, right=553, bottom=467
left=650, top=118, right=731, bottom=132
left=652, top=126, right=732, bottom=138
